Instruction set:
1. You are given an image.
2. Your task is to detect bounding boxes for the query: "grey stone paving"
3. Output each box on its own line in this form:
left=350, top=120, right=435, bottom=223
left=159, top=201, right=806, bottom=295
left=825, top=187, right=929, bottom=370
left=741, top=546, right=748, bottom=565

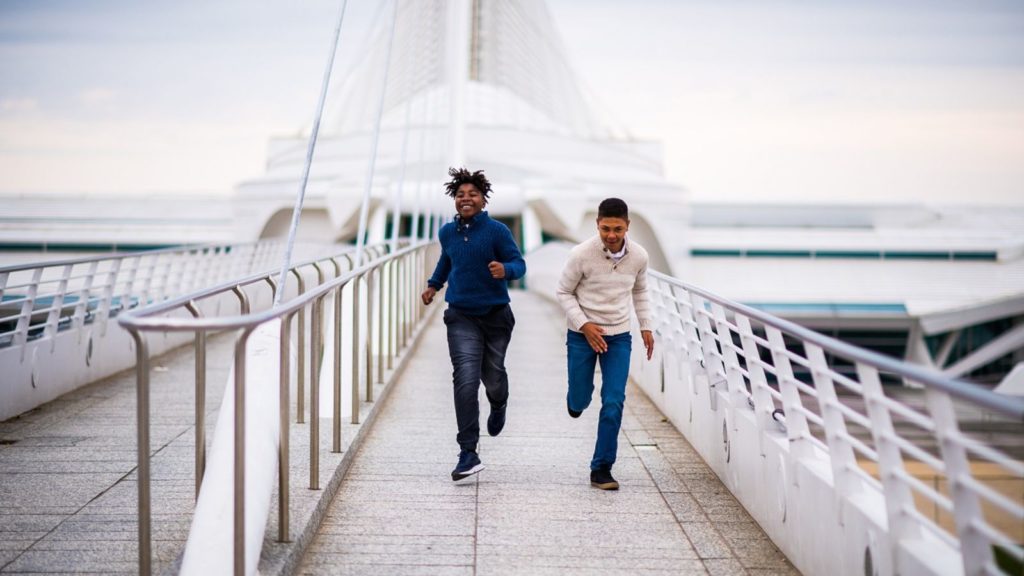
left=298, top=292, right=799, bottom=576
left=0, top=331, right=236, bottom=574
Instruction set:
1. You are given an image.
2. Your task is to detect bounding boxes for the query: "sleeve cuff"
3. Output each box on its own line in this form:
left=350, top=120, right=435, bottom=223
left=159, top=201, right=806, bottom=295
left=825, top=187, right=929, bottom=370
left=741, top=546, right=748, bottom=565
left=569, top=312, right=588, bottom=331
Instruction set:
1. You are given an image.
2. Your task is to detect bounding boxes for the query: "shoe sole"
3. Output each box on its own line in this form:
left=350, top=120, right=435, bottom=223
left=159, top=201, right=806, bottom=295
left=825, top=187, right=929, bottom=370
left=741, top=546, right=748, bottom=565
left=451, top=463, right=485, bottom=482
left=591, top=480, right=619, bottom=490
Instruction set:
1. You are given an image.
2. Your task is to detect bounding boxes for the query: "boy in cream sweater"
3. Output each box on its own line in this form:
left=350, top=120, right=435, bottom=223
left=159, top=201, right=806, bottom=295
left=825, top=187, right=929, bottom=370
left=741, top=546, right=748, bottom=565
left=556, top=198, right=654, bottom=490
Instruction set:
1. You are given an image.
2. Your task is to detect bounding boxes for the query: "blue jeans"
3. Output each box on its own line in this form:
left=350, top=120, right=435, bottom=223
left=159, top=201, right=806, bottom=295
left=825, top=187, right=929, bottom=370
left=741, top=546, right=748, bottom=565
left=566, top=330, right=632, bottom=471
left=444, top=305, right=515, bottom=452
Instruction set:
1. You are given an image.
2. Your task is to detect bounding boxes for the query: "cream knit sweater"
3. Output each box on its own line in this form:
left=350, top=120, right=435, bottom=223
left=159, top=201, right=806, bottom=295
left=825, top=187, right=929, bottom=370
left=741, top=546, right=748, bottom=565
left=556, top=235, right=653, bottom=336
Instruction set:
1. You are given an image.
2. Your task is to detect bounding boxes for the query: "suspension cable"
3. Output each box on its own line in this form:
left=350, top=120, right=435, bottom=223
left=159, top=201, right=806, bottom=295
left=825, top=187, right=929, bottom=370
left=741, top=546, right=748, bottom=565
left=354, top=0, right=401, bottom=267
left=273, top=0, right=350, bottom=306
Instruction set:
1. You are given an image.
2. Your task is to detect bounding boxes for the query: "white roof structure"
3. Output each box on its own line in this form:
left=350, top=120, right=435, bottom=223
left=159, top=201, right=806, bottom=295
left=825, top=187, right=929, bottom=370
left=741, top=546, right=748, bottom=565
left=687, top=204, right=1024, bottom=330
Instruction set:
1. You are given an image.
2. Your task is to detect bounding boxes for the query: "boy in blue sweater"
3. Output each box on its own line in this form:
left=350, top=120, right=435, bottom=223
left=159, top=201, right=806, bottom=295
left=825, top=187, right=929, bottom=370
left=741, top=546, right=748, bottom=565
left=421, top=167, right=526, bottom=481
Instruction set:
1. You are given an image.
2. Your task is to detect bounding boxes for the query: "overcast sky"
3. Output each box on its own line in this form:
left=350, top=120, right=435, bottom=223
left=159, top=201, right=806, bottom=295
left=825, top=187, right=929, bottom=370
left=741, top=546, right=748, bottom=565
left=1, top=0, right=1022, bottom=204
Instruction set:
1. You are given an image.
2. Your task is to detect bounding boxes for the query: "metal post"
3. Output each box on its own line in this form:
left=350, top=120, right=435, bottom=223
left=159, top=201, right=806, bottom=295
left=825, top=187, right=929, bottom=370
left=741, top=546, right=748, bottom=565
left=388, top=261, right=396, bottom=369
left=377, top=265, right=385, bottom=383
left=184, top=301, right=206, bottom=499
left=859, top=363, right=921, bottom=546
left=766, top=327, right=813, bottom=458
left=806, top=343, right=861, bottom=502
left=131, top=330, right=151, bottom=576
left=365, top=271, right=374, bottom=402
left=278, top=314, right=291, bottom=542
left=310, top=298, right=321, bottom=490
left=292, top=269, right=306, bottom=423
left=232, top=329, right=253, bottom=576
left=351, top=276, right=361, bottom=424
left=405, top=253, right=413, bottom=343
left=925, top=388, right=990, bottom=573
left=333, top=285, right=343, bottom=452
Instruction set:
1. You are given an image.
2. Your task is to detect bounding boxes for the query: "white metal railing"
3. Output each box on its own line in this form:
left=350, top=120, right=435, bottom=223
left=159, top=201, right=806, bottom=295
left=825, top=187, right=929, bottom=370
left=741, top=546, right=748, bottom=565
left=118, top=240, right=431, bottom=576
left=0, top=241, right=332, bottom=353
left=644, top=270, right=1023, bottom=576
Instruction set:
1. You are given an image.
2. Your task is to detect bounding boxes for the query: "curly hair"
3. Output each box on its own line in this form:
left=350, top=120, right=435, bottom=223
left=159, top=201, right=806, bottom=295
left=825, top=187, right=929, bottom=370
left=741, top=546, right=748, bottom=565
left=443, top=167, right=492, bottom=199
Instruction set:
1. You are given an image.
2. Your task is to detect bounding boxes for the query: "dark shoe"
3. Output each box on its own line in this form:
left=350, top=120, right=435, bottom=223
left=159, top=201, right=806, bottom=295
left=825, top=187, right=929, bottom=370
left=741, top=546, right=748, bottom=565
left=567, top=398, right=582, bottom=419
left=451, top=450, right=484, bottom=481
left=487, top=403, right=507, bottom=437
left=590, top=468, right=619, bottom=490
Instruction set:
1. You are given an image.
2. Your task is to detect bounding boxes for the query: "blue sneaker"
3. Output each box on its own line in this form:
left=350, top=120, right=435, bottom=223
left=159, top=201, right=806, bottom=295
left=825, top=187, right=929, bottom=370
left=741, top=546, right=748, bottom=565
left=451, top=450, right=484, bottom=481
left=487, top=403, right=507, bottom=436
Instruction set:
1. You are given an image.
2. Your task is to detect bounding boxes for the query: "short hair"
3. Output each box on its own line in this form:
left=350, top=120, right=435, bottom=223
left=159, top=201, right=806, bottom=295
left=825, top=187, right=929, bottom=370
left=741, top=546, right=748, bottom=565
left=444, top=167, right=492, bottom=199
left=597, top=198, right=629, bottom=220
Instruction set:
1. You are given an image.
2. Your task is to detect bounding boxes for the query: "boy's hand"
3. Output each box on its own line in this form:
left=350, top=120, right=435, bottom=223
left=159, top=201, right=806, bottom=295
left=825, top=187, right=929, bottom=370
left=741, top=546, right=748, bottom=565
left=642, top=330, right=655, bottom=360
left=421, top=287, right=437, bottom=305
left=581, top=322, right=607, bottom=353
left=488, top=261, right=505, bottom=279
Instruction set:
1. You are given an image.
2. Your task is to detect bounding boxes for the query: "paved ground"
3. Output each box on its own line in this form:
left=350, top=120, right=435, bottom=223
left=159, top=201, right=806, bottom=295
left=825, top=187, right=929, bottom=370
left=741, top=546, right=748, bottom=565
left=0, top=290, right=799, bottom=575
left=298, top=292, right=798, bottom=576
left=0, top=332, right=235, bottom=574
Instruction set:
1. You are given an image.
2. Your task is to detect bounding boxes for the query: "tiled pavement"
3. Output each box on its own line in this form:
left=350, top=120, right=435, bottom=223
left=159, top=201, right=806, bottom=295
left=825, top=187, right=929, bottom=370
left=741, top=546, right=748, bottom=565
left=0, top=332, right=237, bottom=574
left=298, top=292, right=799, bottom=576
left=0, top=290, right=799, bottom=575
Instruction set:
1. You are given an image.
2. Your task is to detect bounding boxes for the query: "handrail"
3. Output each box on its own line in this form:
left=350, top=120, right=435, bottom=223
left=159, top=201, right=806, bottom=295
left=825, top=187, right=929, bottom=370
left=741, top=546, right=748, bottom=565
left=644, top=268, right=1024, bottom=575
left=119, top=239, right=431, bottom=576
left=650, top=270, right=1024, bottom=421
left=117, top=244, right=397, bottom=331
left=0, top=240, right=349, bottom=352
left=0, top=242, right=229, bottom=274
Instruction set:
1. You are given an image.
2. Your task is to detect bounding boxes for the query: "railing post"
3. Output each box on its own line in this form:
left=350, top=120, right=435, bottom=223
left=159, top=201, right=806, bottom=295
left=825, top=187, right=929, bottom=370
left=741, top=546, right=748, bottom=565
left=291, top=269, right=306, bottom=424
left=333, top=284, right=343, bottom=453
left=310, top=298, right=321, bottom=490
left=41, top=265, right=71, bottom=347
left=690, top=293, right=724, bottom=410
left=765, top=327, right=813, bottom=458
left=859, top=363, right=921, bottom=546
left=365, top=271, right=374, bottom=402
left=403, top=253, right=411, bottom=347
left=377, top=264, right=385, bottom=383
left=72, top=261, right=98, bottom=334
left=711, top=304, right=748, bottom=428
left=184, top=301, right=207, bottom=500
left=806, top=343, right=861, bottom=504
left=14, top=268, right=42, bottom=358
left=351, top=275, right=361, bottom=425
left=130, top=329, right=151, bottom=576
left=312, top=262, right=326, bottom=377
left=736, top=315, right=775, bottom=435
left=96, top=259, right=120, bottom=335
left=278, top=312, right=292, bottom=542
left=925, top=388, right=990, bottom=574
left=389, top=261, right=397, bottom=369
left=232, top=328, right=253, bottom=576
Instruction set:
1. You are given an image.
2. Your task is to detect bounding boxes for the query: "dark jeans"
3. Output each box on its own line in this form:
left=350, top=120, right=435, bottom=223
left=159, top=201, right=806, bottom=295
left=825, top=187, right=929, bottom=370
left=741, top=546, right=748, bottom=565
left=443, top=304, right=515, bottom=452
left=566, top=330, right=632, bottom=471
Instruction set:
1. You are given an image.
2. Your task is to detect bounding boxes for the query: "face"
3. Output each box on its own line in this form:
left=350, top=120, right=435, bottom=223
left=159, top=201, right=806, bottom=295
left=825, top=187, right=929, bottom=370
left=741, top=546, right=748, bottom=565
left=454, top=183, right=485, bottom=219
left=597, top=216, right=629, bottom=252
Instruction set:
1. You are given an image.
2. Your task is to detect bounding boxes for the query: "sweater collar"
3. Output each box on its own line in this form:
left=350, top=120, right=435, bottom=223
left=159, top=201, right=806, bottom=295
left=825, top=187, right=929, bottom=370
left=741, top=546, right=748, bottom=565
left=456, top=210, right=490, bottom=227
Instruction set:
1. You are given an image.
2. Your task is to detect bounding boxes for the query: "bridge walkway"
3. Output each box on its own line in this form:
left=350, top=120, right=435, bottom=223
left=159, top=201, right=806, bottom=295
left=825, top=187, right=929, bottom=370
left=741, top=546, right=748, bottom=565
left=297, top=291, right=797, bottom=576
left=0, top=331, right=237, bottom=574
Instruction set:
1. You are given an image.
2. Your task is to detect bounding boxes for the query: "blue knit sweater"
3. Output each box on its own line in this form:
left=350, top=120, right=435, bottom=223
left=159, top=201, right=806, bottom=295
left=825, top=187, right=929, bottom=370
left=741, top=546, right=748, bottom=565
left=427, top=211, right=526, bottom=315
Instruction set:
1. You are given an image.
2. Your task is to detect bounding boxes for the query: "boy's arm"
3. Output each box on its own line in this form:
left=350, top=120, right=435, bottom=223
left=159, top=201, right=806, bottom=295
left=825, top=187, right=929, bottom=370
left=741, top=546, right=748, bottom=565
left=632, top=263, right=653, bottom=332
left=494, top=226, right=526, bottom=280
left=555, top=254, right=589, bottom=331
left=427, top=249, right=451, bottom=291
